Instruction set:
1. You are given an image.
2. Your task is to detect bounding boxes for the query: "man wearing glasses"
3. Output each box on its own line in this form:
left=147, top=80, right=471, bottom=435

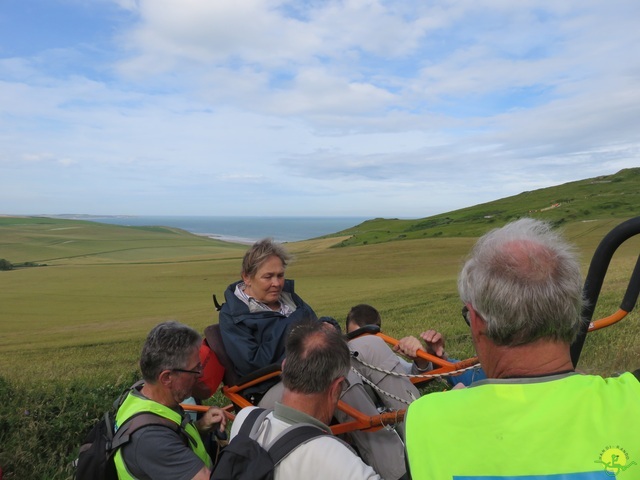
left=114, top=321, right=227, bottom=479
left=406, top=218, right=640, bottom=479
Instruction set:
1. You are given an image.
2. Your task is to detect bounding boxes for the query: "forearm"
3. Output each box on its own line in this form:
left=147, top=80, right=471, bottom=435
left=191, top=466, right=211, bottom=480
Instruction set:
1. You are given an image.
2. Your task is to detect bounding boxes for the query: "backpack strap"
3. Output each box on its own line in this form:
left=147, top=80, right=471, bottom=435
left=238, top=407, right=272, bottom=439
left=111, top=412, right=192, bottom=450
left=113, top=380, right=146, bottom=410
left=238, top=407, right=354, bottom=466
left=267, top=424, right=329, bottom=466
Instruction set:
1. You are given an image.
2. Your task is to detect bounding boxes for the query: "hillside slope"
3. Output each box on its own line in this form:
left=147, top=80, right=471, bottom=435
left=0, top=215, right=246, bottom=265
left=327, top=168, right=640, bottom=246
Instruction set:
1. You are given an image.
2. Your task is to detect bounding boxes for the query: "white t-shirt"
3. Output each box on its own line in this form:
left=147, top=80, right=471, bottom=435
left=230, top=404, right=381, bottom=480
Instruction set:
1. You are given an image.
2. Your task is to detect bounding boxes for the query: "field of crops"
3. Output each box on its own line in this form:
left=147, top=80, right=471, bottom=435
left=1, top=209, right=639, bottom=478
left=2, top=215, right=638, bottom=385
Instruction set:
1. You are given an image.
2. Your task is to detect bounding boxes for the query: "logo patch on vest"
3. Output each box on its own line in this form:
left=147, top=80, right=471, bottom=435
left=595, top=446, right=637, bottom=477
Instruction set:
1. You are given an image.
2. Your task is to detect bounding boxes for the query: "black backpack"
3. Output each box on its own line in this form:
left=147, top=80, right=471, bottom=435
left=210, top=408, right=332, bottom=480
left=74, top=383, right=189, bottom=480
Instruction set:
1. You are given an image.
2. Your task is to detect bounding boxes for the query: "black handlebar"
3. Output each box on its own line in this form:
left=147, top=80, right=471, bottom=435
left=570, top=217, right=640, bottom=367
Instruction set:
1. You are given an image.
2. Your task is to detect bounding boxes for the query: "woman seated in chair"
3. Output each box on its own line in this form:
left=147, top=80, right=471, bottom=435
left=214, top=238, right=408, bottom=480
left=218, top=238, right=316, bottom=404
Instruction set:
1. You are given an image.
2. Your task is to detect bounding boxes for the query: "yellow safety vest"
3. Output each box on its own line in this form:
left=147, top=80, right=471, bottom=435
left=113, top=389, right=211, bottom=479
left=406, top=372, right=640, bottom=479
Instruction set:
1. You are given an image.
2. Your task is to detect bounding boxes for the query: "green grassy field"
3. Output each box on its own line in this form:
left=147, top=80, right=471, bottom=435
left=1, top=214, right=638, bottom=387
left=1, top=172, right=640, bottom=478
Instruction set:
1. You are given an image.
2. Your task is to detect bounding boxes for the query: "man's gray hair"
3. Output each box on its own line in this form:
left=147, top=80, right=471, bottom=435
left=458, top=218, right=585, bottom=346
left=140, top=321, right=201, bottom=382
left=241, top=238, right=292, bottom=278
left=282, top=319, right=350, bottom=394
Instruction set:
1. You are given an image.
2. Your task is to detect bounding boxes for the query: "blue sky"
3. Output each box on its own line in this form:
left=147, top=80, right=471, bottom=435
left=1, top=0, right=639, bottom=218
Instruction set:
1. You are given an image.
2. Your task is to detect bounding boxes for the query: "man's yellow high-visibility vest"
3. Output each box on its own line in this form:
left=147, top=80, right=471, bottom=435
left=406, top=372, right=640, bottom=479
left=113, top=389, right=211, bottom=479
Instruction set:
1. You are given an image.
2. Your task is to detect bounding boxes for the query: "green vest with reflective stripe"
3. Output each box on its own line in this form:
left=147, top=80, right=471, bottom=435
left=406, top=372, right=640, bottom=479
left=113, top=389, right=211, bottom=479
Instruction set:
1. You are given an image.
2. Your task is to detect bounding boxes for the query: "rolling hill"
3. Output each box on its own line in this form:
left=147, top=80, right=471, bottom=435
left=325, top=167, right=640, bottom=246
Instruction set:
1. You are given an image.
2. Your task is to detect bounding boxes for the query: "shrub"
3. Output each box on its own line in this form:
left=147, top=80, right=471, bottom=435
left=0, top=372, right=139, bottom=480
left=0, top=259, right=13, bottom=271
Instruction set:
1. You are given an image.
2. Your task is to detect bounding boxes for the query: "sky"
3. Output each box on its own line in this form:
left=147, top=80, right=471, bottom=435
left=1, top=1, right=639, bottom=218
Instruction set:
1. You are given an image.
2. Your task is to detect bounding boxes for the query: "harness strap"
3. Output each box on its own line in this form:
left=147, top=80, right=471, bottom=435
left=239, top=407, right=354, bottom=465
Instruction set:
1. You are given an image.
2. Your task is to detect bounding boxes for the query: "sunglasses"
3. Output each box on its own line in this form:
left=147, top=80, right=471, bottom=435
left=461, top=305, right=471, bottom=327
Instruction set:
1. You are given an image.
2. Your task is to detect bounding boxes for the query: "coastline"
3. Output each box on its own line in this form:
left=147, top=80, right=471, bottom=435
left=194, top=233, right=256, bottom=245
left=3, top=214, right=369, bottom=243
left=79, top=215, right=370, bottom=243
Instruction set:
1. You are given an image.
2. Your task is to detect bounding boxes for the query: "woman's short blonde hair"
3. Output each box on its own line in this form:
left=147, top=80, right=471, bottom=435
left=241, top=238, right=292, bottom=278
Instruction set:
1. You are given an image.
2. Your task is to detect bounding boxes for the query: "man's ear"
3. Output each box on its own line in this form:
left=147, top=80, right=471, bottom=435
left=330, top=376, right=344, bottom=402
left=281, top=358, right=286, bottom=369
left=159, top=370, right=173, bottom=387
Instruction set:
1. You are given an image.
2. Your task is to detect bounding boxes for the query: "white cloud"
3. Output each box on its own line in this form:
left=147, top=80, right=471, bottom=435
left=1, top=0, right=639, bottom=217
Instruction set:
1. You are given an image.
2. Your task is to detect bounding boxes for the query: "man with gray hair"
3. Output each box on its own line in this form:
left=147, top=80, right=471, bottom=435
left=229, top=318, right=381, bottom=479
left=114, top=321, right=227, bottom=480
left=406, top=218, right=640, bottom=479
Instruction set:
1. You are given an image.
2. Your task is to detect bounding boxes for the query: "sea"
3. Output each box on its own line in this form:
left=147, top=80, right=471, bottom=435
left=86, top=216, right=370, bottom=244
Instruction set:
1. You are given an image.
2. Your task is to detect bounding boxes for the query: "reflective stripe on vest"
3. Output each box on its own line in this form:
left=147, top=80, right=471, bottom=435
left=406, top=373, right=640, bottom=479
left=113, top=390, right=211, bottom=479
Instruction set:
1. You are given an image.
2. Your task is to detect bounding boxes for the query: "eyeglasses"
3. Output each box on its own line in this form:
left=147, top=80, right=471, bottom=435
left=461, top=305, right=471, bottom=327
left=172, top=364, right=203, bottom=376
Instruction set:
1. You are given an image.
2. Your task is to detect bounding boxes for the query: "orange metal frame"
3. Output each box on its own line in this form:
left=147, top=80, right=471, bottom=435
left=183, top=330, right=479, bottom=434
left=587, top=309, right=629, bottom=331
left=183, top=306, right=632, bottom=433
